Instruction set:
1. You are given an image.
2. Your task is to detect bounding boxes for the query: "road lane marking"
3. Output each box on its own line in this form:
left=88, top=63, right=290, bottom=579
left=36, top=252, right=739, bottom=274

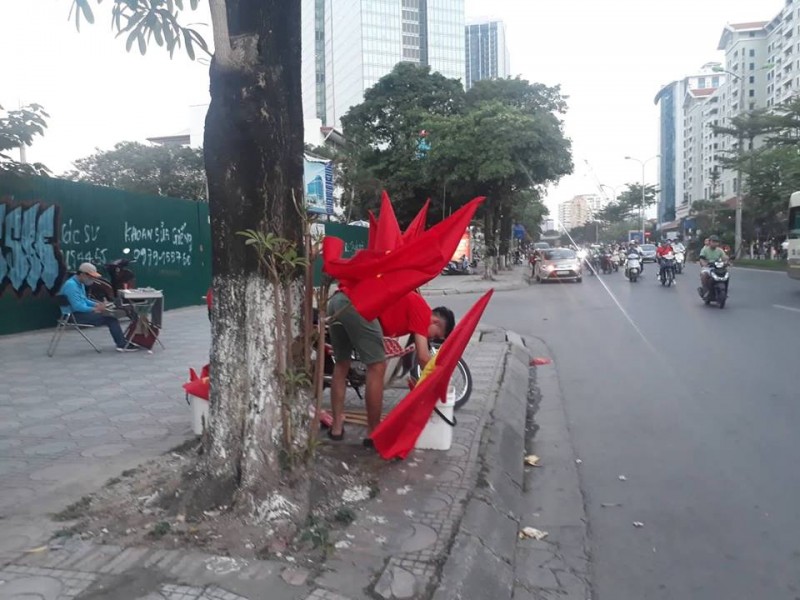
left=773, top=304, right=800, bottom=313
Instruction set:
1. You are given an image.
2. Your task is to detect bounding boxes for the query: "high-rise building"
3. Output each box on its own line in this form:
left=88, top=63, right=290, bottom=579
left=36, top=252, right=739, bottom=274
left=654, top=63, right=727, bottom=229
left=464, top=19, right=510, bottom=90
left=558, top=195, right=595, bottom=231
left=302, top=0, right=465, bottom=127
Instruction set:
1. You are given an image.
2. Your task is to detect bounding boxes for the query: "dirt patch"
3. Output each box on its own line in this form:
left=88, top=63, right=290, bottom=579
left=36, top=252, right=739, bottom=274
left=56, top=436, right=387, bottom=567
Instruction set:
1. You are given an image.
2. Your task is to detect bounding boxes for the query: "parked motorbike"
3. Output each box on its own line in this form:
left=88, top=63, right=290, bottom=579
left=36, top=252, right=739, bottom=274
left=89, top=248, right=137, bottom=303
left=318, top=325, right=473, bottom=409
left=626, top=253, right=641, bottom=282
left=674, top=249, right=685, bottom=274
left=700, top=260, right=730, bottom=309
left=442, top=261, right=473, bottom=276
left=659, top=253, right=676, bottom=287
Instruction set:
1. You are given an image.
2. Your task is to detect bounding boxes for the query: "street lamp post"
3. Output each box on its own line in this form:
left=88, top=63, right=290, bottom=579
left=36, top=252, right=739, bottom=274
left=624, top=155, right=660, bottom=242
left=712, top=65, right=747, bottom=258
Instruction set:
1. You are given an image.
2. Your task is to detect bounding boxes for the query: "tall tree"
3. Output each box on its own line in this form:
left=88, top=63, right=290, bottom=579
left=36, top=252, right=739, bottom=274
left=72, top=0, right=310, bottom=520
left=0, top=103, right=50, bottom=177
left=596, top=184, right=657, bottom=223
left=424, top=99, right=572, bottom=268
left=341, top=63, right=466, bottom=223
left=67, top=141, right=207, bottom=199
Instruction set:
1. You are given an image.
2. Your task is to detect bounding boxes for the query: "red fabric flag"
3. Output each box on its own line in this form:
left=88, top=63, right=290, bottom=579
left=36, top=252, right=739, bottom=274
left=366, top=211, right=379, bottom=250
left=370, top=289, right=494, bottom=460
left=184, top=364, right=210, bottom=400
left=373, top=191, right=402, bottom=252
left=323, top=196, right=485, bottom=321
left=402, top=198, right=430, bottom=242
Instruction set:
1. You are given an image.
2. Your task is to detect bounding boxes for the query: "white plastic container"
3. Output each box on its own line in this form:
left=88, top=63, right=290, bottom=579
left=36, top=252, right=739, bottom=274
left=415, top=386, right=456, bottom=451
left=191, top=397, right=209, bottom=435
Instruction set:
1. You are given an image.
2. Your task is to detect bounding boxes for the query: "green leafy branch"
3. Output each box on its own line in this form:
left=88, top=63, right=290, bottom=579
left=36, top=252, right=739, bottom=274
left=69, top=0, right=210, bottom=59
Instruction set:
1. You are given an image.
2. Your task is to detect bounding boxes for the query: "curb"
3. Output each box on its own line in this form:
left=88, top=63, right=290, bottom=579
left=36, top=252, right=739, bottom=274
left=517, top=336, right=591, bottom=600
left=423, top=281, right=529, bottom=296
left=432, top=336, right=530, bottom=600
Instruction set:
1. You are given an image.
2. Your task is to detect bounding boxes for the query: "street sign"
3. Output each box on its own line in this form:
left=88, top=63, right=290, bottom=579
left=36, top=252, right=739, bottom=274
left=628, top=230, right=643, bottom=244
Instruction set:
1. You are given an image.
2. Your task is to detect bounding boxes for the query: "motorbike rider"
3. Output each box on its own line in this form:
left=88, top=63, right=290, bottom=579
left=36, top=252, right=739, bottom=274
left=627, top=240, right=644, bottom=273
left=698, top=235, right=729, bottom=299
left=656, top=239, right=674, bottom=282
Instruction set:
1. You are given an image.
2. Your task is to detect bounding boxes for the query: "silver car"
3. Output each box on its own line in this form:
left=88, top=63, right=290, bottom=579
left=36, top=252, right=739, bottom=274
left=639, top=244, right=658, bottom=262
left=534, top=248, right=582, bottom=283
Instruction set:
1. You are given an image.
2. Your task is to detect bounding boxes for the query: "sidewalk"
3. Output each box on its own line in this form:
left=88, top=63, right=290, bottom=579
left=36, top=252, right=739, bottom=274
left=0, top=306, right=542, bottom=600
left=421, top=265, right=528, bottom=296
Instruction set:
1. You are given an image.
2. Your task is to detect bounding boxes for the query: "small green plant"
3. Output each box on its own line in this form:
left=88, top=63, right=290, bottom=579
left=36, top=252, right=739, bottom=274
left=299, top=515, right=329, bottom=548
left=332, top=507, right=356, bottom=526
left=149, top=521, right=171, bottom=538
left=53, top=496, right=92, bottom=521
left=368, top=481, right=381, bottom=499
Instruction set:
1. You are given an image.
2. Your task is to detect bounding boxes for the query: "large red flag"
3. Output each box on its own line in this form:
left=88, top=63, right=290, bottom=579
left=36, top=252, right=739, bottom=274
left=370, top=289, right=494, bottom=460
left=402, top=198, right=430, bottom=242
left=367, top=211, right=379, bottom=250
left=323, top=196, right=484, bottom=321
left=373, top=191, right=403, bottom=252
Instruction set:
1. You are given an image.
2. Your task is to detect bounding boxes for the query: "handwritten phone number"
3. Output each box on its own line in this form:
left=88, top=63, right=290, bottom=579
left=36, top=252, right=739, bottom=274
left=132, top=248, right=192, bottom=267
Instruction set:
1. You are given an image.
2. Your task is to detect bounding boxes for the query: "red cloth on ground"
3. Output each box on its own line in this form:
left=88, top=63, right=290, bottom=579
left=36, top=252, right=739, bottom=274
left=370, top=290, right=494, bottom=460
left=379, top=292, right=431, bottom=338
left=323, top=196, right=485, bottom=321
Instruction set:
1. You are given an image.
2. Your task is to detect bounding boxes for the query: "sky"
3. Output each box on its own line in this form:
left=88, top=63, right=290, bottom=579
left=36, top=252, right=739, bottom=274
left=0, top=0, right=786, bottom=220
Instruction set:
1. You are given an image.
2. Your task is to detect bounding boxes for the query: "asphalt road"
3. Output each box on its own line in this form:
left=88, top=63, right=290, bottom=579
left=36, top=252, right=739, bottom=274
left=444, top=264, right=800, bottom=600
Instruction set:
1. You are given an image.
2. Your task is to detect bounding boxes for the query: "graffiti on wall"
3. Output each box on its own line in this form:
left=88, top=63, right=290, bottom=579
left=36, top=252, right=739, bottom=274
left=60, top=218, right=107, bottom=273
left=0, top=197, right=64, bottom=296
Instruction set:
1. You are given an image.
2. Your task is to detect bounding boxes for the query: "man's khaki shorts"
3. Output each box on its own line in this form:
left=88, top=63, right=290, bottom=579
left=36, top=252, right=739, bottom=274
left=327, top=292, right=386, bottom=366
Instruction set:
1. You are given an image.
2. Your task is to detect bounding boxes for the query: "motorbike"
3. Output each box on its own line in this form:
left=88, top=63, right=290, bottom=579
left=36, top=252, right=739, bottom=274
left=625, top=253, right=641, bottom=282
left=318, top=324, right=473, bottom=410
left=700, top=260, right=730, bottom=309
left=674, top=249, right=685, bottom=274
left=659, top=253, right=676, bottom=287
left=600, top=252, right=614, bottom=274
left=442, top=261, right=473, bottom=276
left=88, top=248, right=137, bottom=303
left=610, top=251, right=621, bottom=272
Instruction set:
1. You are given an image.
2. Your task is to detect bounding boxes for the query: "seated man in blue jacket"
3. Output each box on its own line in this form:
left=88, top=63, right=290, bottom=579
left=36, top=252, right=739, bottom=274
left=59, top=262, right=135, bottom=352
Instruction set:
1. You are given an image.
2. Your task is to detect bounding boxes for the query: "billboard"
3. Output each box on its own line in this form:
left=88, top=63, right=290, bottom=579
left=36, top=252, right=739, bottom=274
left=304, top=156, right=334, bottom=215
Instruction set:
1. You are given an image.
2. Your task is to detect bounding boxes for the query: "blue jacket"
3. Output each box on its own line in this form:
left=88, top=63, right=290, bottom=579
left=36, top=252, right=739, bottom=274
left=59, top=275, right=97, bottom=315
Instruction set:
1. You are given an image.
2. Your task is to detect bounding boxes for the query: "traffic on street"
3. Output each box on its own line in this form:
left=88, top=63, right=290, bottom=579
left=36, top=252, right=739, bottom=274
left=444, top=263, right=800, bottom=600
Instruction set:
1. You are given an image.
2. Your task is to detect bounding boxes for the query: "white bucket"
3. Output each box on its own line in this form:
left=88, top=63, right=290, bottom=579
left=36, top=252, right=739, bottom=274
left=191, top=396, right=209, bottom=435
left=415, top=386, right=456, bottom=451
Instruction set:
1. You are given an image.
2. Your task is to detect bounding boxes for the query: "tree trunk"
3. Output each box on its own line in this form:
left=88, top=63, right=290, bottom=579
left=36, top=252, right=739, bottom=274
left=499, top=205, right=512, bottom=270
left=203, top=0, right=308, bottom=518
left=483, top=206, right=495, bottom=280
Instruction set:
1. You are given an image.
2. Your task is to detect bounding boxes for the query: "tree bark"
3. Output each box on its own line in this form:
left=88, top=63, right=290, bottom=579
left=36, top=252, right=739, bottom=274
left=203, top=0, right=307, bottom=516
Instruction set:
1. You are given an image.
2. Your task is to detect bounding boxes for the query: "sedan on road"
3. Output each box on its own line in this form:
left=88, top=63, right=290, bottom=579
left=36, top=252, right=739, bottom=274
left=534, top=248, right=582, bottom=283
left=639, top=243, right=658, bottom=262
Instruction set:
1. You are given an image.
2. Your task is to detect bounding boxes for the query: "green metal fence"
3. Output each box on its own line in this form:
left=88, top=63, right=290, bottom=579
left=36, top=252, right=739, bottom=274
left=0, top=175, right=211, bottom=335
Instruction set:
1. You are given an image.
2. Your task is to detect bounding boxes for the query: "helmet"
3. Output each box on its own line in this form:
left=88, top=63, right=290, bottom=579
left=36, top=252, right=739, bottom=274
left=709, top=235, right=720, bottom=242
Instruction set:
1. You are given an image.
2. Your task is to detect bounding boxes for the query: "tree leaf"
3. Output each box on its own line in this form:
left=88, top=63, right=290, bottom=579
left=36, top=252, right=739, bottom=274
left=183, top=28, right=195, bottom=60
